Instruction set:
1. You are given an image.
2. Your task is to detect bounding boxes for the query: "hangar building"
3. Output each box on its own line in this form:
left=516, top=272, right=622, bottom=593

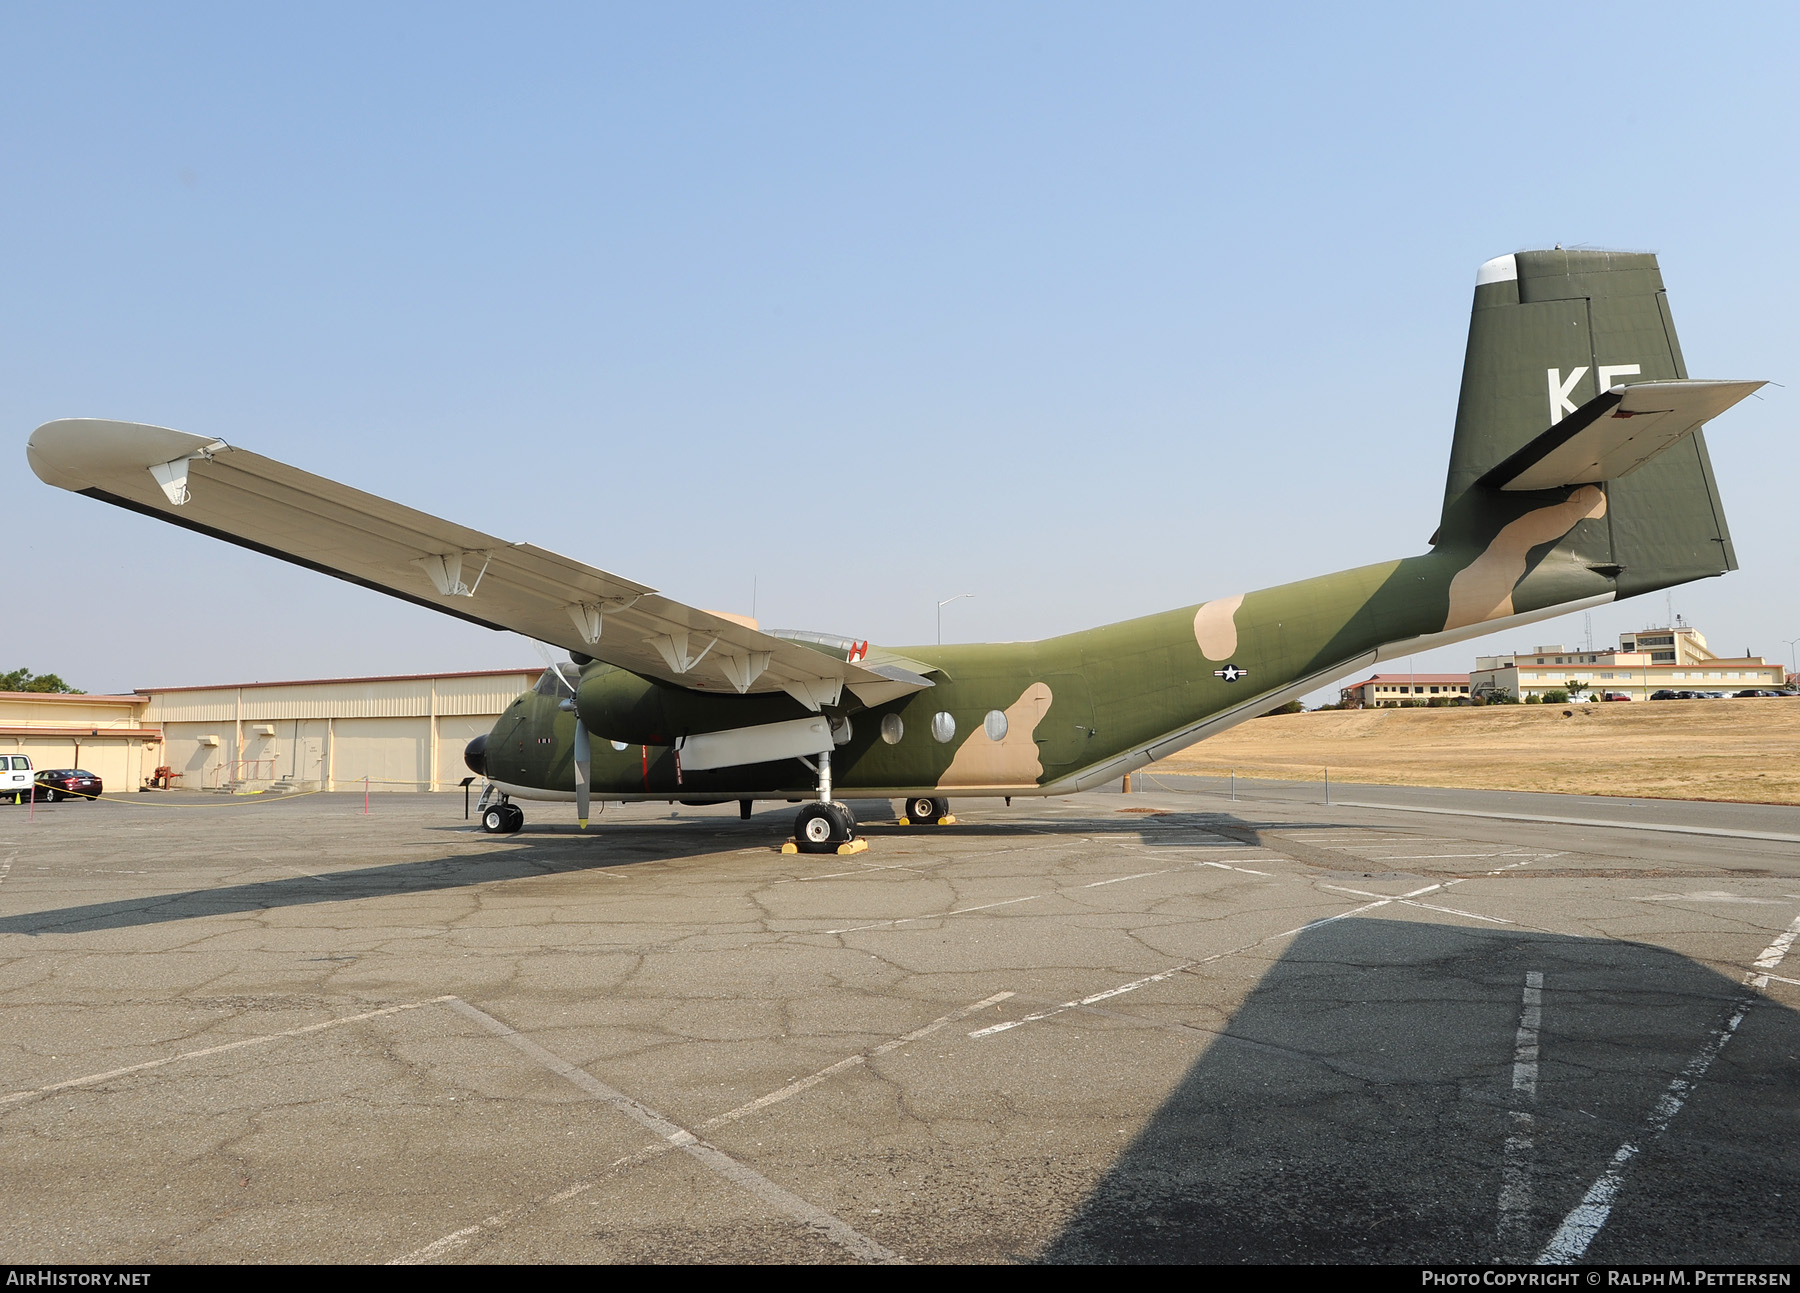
left=0, top=691, right=162, bottom=792
left=3, top=668, right=538, bottom=794
left=143, top=668, right=537, bottom=792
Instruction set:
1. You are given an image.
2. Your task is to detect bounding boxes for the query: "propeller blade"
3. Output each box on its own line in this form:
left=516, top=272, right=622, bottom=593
left=574, top=718, right=591, bottom=829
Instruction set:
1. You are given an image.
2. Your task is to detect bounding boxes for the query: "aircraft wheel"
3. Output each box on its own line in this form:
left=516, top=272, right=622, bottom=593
left=481, top=805, right=510, bottom=834
left=794, top=801, right=854, bottom=853
left=905, top=796, right=950, bottom=823
left=501, top=804, right=525, bottom=833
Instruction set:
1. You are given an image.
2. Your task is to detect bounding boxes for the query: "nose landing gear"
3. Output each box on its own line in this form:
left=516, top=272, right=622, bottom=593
left=481, top=802, right=524, bottom=834
left=476, top=784, right=524, bottom=834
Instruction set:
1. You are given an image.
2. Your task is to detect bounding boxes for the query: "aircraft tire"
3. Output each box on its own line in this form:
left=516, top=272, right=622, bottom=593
left=501, top=804, right=525, bottom=833
left=481, top=805, right=509, bottom=834
left=930, top=796, right=950, bottom=821
left=905, top=796, right=936, bottom=822
left=794, top=802, right=853, bottom=853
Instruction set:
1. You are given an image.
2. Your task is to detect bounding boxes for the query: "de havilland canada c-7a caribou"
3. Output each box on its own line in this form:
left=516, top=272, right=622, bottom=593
left=28, top=250, right=1764, bottom=851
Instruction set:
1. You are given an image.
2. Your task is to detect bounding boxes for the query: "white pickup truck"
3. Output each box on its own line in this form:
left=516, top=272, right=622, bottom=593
left=3, top=754, right=34, bottom=803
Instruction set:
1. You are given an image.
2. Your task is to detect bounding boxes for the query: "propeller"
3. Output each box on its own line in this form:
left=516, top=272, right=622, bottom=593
left=574, top=720, right=591, bottom=829
left=531, top=640, right=592, bottom=829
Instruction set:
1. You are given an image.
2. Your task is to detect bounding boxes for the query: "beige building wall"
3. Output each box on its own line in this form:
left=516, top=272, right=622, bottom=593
left=0, top=692, right=158, bottom=792
left=142, top=669, right=534, bottom=792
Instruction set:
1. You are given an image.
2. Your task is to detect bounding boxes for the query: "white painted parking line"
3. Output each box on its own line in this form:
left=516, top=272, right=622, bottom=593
left=1538, top=909, right=1800, bottom=1265
left=702, top=992, right=1015, bottom=1129
left=1334, top=800, right=1800, bottom=844
left=1200, top=860, right=1272, bottom=876
left=822, top=855, right=1286, bottom=937
left=1485, top=854, right=1564, bottom=874
left=969, top=963, right=1201, bottom=1038
left=395, top=994, right=1010, bottom=1264
left=441, top=998, right=904, bottom=1265
left=1512, top=971, right=1544, bottom=1100
left=970, top=880, right=1463, bottom=1040
left=1496, top=971, right=1544, bottom=1259
left=1405, top=900, right=1514, bottom=925
left=1083, top=871, right=1167, bottom=888
left=825, top=894, right=1044, bottom=936
left=1751, top=911, right=1800, bottom=984
left=0, top=996, right=457, bottom=1109
left=1370, top=853, right=1515, bottom=861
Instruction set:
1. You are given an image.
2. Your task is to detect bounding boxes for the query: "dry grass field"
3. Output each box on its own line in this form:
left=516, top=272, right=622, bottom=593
left=1154, top=697, right=1800, bottom=803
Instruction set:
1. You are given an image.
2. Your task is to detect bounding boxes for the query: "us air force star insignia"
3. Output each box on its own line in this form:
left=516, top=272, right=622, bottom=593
left=1213, top=664, right=1248, bottom=682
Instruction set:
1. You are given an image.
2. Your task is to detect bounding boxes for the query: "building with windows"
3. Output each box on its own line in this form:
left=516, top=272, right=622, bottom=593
left=1470, top=627, right=1786, bottom=701
left=1617, top=622, right=1716, bottom=666
left=1339, top=674, right=1471, bottom=707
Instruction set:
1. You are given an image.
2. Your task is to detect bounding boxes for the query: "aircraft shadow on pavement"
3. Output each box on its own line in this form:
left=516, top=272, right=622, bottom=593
left=1037, top=916, right=1799, bottom=1265
left=0, top=817, right=793, bottom=936
left=0, top=804, right=1305, bottom=936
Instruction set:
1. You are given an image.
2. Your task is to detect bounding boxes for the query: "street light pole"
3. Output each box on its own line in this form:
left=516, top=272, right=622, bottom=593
left=938, top=593, right=973, bottom=645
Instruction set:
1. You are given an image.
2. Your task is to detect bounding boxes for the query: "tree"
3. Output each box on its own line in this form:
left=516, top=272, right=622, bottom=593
left=1, top=668, right=83, bottom=694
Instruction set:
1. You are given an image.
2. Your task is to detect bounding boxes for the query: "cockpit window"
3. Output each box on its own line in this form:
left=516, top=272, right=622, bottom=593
left=533, top=661, right=582, bottom=697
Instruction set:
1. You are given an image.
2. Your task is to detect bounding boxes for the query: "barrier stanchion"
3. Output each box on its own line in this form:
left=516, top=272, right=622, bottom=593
left=363, top=776, right=370, bottom=815
left=1324, top=766, right=1330, bottom=805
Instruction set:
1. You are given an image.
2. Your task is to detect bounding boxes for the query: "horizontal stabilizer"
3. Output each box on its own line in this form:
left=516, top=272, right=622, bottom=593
left=1483, top=380, right=1763, bottom=492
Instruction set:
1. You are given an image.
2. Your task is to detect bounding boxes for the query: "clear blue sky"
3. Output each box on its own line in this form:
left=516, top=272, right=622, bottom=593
left=4, top=3, right=1796, bottom=696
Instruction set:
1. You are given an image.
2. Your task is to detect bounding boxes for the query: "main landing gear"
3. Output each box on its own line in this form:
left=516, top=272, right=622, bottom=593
left=900, top=796, right=953, bottom=825
left=789, top=748, right=861, bottom=854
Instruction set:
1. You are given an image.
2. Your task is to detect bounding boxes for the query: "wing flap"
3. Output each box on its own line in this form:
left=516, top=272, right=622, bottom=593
left=1486, top=379, right=1763, bottom=492
left=28, top=419, right=925, bottom=706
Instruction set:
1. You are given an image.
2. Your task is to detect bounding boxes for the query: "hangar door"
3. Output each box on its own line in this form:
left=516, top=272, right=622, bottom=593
left=329, top=717, right=429, bottom=791
left=434, top=715, right=495, bottom=791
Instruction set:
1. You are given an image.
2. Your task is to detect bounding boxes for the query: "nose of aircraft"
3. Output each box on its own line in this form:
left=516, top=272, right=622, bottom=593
left=463, top=733, right=488, bottom=777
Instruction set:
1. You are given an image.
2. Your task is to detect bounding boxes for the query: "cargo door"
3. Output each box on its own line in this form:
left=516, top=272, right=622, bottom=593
left=1035, top=673, right=1097, bottom=773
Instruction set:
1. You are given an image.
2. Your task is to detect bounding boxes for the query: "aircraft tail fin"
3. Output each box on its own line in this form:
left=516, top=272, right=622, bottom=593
left=1437, top=249, right=1741, bottom=598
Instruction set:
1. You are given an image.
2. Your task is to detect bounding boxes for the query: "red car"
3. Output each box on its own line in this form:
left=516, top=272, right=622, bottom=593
left=33, top=769, right=103, bottom=802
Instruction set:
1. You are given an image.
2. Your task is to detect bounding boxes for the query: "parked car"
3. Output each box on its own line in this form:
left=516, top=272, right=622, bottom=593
left=2, top=754, right=32, bottom=803
left=1651, top=690, right=1680, bottom=700
left=33, top=769, right=102, bottom=801
left=1599, top=692, right=1633, bottom=702
left=1735, top=689, right=1787, bottom=697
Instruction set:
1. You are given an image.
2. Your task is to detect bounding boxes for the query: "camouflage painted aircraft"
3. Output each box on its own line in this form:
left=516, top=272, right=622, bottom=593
left=28, top=249, right=1763, bottom=851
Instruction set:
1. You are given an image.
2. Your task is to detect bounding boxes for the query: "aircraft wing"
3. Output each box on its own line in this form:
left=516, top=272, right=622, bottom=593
left=27, top=419, right=927, bottom=710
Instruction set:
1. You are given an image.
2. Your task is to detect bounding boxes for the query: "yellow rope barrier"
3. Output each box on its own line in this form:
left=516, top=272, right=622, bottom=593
left=11, top=785, right=331, bottom=809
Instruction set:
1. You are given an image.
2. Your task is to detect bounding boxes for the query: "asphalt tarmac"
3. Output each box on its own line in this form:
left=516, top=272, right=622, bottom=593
left=1, top=780, right=1795, bottom=1264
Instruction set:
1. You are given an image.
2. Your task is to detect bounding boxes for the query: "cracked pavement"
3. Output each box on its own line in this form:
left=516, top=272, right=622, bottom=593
left=1, top=785, right=1796, bottom=1263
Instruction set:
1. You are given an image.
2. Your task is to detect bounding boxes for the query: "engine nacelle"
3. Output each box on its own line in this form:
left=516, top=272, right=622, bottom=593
left=575, top=665, right=817, bottom=747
